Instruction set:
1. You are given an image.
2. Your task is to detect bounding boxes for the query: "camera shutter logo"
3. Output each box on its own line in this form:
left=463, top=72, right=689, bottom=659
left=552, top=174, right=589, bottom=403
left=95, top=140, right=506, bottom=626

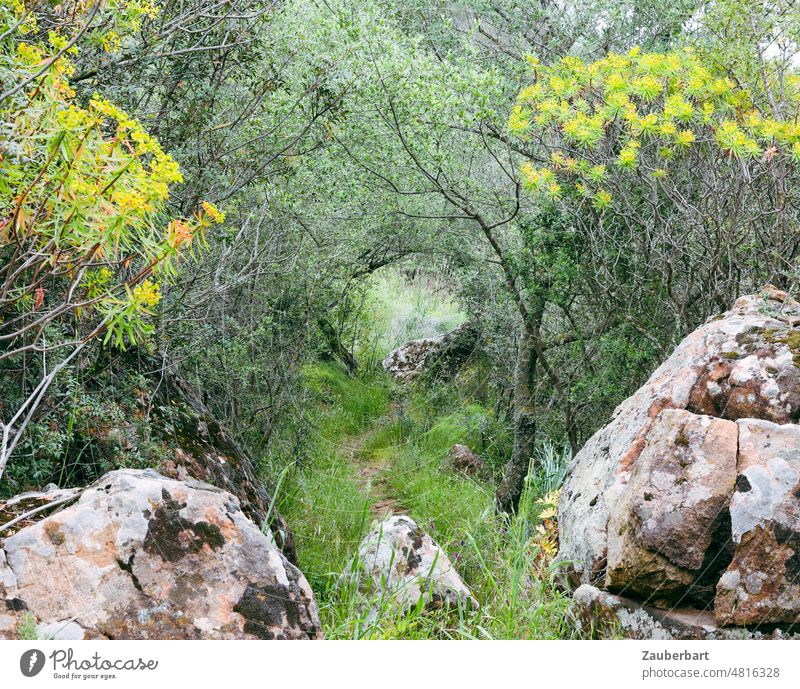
left=20, top=649, right=45, bottom=677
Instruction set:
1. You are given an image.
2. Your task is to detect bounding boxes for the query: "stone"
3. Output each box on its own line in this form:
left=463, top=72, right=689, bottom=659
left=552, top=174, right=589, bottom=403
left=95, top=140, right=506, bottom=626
left=37, top=620, right=87, bottom=640
left=605, top=409, right=737, bottom=603
left=571, top=584, right=800, bottom=640
left=348, top=515, right=476, bottom=613
left=448, top=444, right=485, bottom=477
left=559, top=287, right=800, bottom=589
left=0, top=469, right=322, bottom=640
left=383, top=337, right=444, bottom=382
left=382, top=322, right=479, bottom=382
left=715, top=420, right=800, bottom=625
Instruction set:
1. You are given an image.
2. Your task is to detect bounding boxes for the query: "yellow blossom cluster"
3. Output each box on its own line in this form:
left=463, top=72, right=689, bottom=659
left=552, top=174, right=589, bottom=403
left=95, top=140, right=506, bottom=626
left=201, top=201, right=226, bottom=224
left=510, top=47, right=800, bottom=208
left=132, top=280, right=161, bottom=309
left=2, top=2, right=225, bottom=350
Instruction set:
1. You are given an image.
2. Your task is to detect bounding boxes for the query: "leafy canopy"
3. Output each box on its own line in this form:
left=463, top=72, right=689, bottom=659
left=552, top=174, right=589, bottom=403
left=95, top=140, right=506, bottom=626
left=510, top=48, right=800, bottom=209
left=0, top=2, right=225, bottom=348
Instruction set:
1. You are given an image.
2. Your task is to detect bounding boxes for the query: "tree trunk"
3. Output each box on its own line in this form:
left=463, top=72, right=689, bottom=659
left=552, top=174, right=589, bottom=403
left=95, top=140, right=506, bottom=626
left=318, top=317, right=359, bottom=374
left=496, top=326, right=539, bottom=514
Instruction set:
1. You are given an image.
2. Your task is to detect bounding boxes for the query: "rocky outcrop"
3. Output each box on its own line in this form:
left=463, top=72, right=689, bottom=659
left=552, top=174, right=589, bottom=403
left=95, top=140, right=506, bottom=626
left=383, top=322, right=479, bottom=382
left=0, top=469, right=322, bottom=640
left=347, top=515, right=476, bottom=613
left=448, top=444, right=485, bottom=477
left=558, top=286, right=800, bottom=630
left=571, top=585, right=800, bottom=640
left=715, top=420, right=800, bottom=626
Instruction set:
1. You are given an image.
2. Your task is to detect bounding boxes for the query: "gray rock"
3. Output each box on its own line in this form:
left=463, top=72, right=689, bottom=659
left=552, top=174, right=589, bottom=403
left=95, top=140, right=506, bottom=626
left=37, top=620, right=86, bottom=640
left=715, top=420, right=800, bottom=625
left=572, top=584, right=800, bottom=640
left=383, top=337, right=444, bottom=382
left=382, top=322, right=479, bottom=382
left=0, top=469, right=322, bottom=640
left=347, top=515, right=476, bottom=613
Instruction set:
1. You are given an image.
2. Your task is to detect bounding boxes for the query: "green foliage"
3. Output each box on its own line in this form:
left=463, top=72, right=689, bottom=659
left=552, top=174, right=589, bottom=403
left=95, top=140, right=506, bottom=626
left=0, top=1, right=226, bottom=476
left=302, top=363, right=390, bottom=437
left=0, top=351, right=175, bottom=498
left=512, top=48, right=800, bottom=208
left=690, top=0, right=800, bottom=110
left=1, top=3, right=220, bottom=348
left=360, top=270, right=466, bottom=356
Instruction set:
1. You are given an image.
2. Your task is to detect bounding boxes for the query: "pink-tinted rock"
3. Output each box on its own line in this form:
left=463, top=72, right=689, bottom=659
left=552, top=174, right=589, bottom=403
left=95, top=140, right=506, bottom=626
left=715, top=420, right=800, bottom=625
left=0, top=469, right=322, bottom=640
left=559, top=287, right=800, bottom=588
left=605, top=409, right=737, bottom=602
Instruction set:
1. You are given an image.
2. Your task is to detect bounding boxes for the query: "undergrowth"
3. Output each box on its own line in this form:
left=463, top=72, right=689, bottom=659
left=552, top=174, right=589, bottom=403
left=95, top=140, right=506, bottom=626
left=280, top=360, right=577, bottom=639
left=279, top=271, right=579, bottom=639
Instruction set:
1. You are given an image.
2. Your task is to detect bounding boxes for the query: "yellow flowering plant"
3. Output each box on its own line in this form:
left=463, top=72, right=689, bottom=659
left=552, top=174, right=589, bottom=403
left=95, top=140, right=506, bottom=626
left=1, top=2, right=226, bottom=350
left=0, top=2, right=225, bottom=471
left=509, top=47, right=800, bottom=209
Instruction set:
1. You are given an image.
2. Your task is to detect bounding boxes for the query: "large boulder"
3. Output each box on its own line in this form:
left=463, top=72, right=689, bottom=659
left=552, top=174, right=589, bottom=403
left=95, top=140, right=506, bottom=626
left=558, top=286, right=800, bottom=628
left=0, top=469, right=322, bottom=640
left=383, top=322, right=479, bottom=382
left=347, top=515, right=476, bottom=613
left=715, top=420, right=800, bottom=625
left=605, top=409, right=737, bottom=604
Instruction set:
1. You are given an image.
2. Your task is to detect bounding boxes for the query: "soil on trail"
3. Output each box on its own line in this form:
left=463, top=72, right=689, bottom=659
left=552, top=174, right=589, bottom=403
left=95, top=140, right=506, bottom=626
left=341, top=405, right=405, bottom=517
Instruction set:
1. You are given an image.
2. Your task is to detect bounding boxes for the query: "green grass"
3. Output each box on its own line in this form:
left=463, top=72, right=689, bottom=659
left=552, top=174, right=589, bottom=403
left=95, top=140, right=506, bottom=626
left=315, top=442, right=577, bottom=638
left=278, top=275, right=578, bottom=639
left=280, top=362, right=577, bottom=638
left=359, top=269, right=466, bottom=357
left=280, top=363, right=390, bottom=593
left=16, top=613, right=40, bottom=640
left=302, top=362, right=391, bottom=437
left=280, top=446, right=373, bottom=594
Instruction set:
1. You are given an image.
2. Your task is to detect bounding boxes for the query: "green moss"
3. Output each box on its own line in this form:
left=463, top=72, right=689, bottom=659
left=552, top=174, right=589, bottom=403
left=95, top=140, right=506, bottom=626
left=784, top=329, right=800, bottom=366
left=762, top=327, right=800, bottom=366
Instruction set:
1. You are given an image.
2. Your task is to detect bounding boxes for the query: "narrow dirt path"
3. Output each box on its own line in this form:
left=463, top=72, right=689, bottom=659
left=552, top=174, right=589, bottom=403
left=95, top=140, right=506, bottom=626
left=340, top=406, right=405, bottom=518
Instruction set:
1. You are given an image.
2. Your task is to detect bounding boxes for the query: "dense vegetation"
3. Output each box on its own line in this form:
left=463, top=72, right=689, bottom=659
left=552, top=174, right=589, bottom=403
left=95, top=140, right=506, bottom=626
left=1, top=0, right=798, bottom=638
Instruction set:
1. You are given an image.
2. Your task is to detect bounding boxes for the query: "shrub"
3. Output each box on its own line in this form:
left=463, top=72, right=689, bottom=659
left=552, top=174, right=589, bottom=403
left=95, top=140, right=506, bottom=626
left=0, top=3, right=223, bottom=477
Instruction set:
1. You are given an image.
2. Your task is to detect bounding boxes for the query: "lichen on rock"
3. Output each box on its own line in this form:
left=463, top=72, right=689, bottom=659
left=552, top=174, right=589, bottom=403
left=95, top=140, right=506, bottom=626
left=0, top=469, right=322, bottom=640
left=558, top=286, right=800, bottom=632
